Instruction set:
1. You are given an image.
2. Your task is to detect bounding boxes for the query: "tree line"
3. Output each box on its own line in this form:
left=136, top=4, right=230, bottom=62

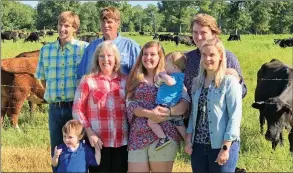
left=1, top=1, right=293, bottom=34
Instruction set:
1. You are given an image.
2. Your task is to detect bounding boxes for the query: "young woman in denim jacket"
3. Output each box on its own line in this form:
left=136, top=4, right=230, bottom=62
left=185, top=38, right=242, bottom=173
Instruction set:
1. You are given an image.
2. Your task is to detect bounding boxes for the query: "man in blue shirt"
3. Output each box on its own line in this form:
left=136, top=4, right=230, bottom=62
left=77, top=6, right=141, bottom=79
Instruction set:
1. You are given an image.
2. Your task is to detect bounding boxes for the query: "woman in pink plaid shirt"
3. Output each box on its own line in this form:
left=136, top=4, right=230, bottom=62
left=126, top=41, right=189, bottom=172
left=72, top=40, right=128, bottom=172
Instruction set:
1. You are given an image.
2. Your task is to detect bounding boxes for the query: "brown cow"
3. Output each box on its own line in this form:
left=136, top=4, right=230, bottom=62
left=14, top=50, right=42, bottom=114
left=1, top=57, right=46, bottom=129
left=15, top=50, right=40, bottom=58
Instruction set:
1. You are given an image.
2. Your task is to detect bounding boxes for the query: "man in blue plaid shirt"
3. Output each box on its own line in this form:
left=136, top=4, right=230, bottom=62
left=35, top=11, right=89, bottom=168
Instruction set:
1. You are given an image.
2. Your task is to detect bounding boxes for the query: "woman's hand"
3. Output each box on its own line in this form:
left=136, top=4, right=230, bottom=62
left=215, top=149, right=229, bottom=165
left=184, top=141, right=193, bottom=155
left=148, top=106, right=169, bottom=123
left=86, top=128, right=103, bottom=149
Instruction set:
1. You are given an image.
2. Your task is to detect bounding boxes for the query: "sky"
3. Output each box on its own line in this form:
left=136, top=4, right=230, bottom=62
left=21, top=1, right=158, bottom=8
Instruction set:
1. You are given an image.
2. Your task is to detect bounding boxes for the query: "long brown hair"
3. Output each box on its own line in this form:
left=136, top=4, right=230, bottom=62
left=126, top=41, right=165, bottom=100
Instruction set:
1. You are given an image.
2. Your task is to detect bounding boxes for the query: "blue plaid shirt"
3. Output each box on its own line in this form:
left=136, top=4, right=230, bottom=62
left=35, top=39, right=89, bottom=103
left=76, top=33, right=141, bottom=79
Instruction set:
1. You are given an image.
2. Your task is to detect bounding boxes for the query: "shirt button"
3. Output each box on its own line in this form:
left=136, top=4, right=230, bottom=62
left=209, top=121, right=212, bottom=123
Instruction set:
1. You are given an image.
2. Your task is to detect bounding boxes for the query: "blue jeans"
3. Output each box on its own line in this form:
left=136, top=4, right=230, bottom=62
left=191, top=141, right=240, bottom=173
left=48, top=104, right=73, bottom=157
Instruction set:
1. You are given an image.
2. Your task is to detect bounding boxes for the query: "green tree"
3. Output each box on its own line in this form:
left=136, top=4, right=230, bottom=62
left=36, top=1, right=81, bottom=30
left=1, top=1, right=36, bottom=30
left=79, top=2, right=99, bottom=32
left=270, top=1, right=293, bottom=34
left=249, top=2, right=272, bottom=34
left=158, top=1, right=197, bottom=33
left=131, top=5, right=144, bottom=32
left=222, top=1, right=251, bottom=34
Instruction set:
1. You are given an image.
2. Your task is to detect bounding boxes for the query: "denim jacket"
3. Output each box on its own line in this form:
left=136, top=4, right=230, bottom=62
left=187, top=75, right=242, bottom=149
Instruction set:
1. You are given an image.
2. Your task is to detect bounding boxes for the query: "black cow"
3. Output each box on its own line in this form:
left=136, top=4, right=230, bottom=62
left=252, top=59, right=293, bottom=152
left=139, top=31, right=144, bottom=36
left=79, top=35, right=99, bottom=43
left=1, top=31, right=18, bottom=42
left=274, top=38, right=293, bottom=48
left=153, top=33, right=159, bottom=40
left=227, top=34, right=241, bottom=41
left=159, top=34, right=173, bottom=42
left=24, top=32, right=40, bottom=42
left=47, top=31, right=54, bottom=36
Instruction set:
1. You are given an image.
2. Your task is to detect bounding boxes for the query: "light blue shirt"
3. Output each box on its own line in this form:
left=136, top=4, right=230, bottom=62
left=76, top=33, right=141, bottom=79
left=156, top=72, right=184, bottom=106
left=187, top=75, right=242, bottom=149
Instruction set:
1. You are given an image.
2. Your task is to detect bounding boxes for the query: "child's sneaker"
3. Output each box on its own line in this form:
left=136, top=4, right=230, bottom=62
left=155, top=136, right=171, bottom=150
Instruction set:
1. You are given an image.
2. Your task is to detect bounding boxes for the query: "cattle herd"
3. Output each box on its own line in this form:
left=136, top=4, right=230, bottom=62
left=1, top=30, right=56, bottom=43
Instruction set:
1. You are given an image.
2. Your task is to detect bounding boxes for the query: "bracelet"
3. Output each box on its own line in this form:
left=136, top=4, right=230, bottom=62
left=168, top=107, right=173, bottom=117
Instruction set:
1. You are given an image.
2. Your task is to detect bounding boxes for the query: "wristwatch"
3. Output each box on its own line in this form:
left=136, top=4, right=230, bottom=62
left=222, top=144, right=228, bottom=151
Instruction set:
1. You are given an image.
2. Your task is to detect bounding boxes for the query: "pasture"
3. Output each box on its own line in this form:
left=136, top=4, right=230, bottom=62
left=1, top=33, right=293, bottom=172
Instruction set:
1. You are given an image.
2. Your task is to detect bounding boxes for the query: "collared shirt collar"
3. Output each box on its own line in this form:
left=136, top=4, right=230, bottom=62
left=102, top=33, right=121, bottom=43
left=55, top=38, right=77, bottom=52
left=66, top=141, right=83, bottom=153
left=95, top=72, right=120, bottom=80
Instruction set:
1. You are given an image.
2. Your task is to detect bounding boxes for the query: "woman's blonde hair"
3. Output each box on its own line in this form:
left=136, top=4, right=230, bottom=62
left=194, top=38, right=226, bottom=90
left=62, top=120, right=84, bottom=140
left=91, top=40, right=121, bottom=74
left=126, top=41, right=165, bottom=100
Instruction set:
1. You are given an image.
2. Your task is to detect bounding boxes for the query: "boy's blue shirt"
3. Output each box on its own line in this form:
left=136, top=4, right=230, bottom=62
left=156, top=72, right=185, bottom=106
left=55, top=141, right=98, bottom=173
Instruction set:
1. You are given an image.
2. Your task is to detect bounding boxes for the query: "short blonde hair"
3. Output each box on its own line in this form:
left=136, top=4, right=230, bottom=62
left=62, top=120, right=84, bottom=140
left=100, top=7, right=121, bottom=22
left=92, top=40, right=121, bottom=73
left=58, top=11, right=80, bottom=30
left=190, top=13, right=221, bottom=36
left=166, top=52, right=186, bottom=71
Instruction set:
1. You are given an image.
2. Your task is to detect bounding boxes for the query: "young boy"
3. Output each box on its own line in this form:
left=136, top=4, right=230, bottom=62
left=148, top=52, right=187, bottom=150
left=52, top=120, right=101, bottom=172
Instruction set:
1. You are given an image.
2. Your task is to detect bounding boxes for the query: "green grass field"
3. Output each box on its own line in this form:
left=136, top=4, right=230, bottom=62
left=1, top=33, right=293, bottom=172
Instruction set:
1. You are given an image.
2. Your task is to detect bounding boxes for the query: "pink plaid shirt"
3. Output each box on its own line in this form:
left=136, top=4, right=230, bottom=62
left=72, top=72, right=128, bottom=147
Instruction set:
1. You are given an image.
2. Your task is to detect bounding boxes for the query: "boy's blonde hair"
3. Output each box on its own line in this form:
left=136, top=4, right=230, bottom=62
left=91, top=40, right=121, bottom=74
left=193, top=38, right=227, bottom=90
left=126, top=41, right=165, bottom=100
left=166, top=52, right=186, bottom=71
left=58, top=11, right=80, bottom=30
left=100, top=6, right=121, bottom=22
left=190, top=13, right=221, bottom=37
left=62, top=120, right=84, bottom=140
